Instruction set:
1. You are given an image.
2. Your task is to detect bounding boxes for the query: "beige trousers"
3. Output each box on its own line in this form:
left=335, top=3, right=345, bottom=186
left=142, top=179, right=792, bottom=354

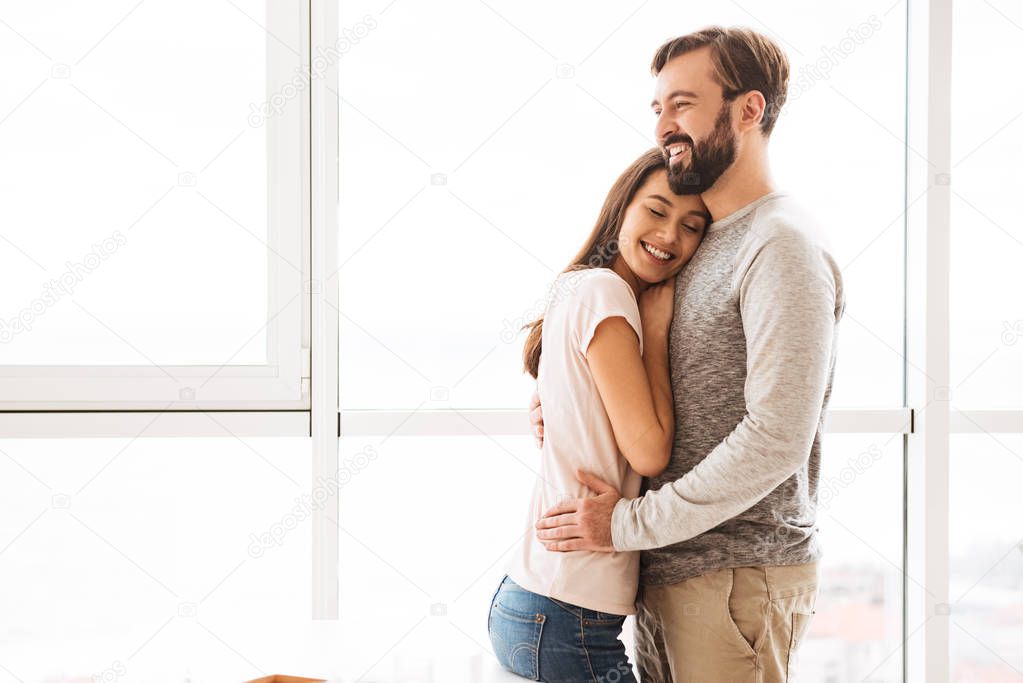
left=634, top=562, right=819, bottom=683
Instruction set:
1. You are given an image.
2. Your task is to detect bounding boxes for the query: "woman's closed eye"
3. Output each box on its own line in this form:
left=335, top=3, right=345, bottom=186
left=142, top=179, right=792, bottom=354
left=648, top=207, right=666, bottom=218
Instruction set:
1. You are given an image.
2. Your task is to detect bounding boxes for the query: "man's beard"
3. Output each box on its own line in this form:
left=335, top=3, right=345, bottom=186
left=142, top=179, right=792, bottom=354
left=663, top=103, right=737, bottom=195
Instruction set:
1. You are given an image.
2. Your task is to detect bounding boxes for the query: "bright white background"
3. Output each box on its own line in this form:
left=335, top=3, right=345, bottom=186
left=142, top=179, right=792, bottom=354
left=0, top=1, right=1019, bottom=682
left=0, top=0, right=271, bottom=367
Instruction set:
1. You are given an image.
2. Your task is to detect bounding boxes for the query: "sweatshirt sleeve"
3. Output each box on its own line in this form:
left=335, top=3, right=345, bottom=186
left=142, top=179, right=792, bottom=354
left=610, top=233, right=842, bottom=551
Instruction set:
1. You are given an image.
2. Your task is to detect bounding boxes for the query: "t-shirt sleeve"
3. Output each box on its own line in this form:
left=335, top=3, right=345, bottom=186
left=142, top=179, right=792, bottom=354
left=571, top=272, right=643, bottom=357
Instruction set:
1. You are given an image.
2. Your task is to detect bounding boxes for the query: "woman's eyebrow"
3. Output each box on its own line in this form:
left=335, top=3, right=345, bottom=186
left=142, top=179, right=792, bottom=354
left=648, top=194, right=674, bottom=206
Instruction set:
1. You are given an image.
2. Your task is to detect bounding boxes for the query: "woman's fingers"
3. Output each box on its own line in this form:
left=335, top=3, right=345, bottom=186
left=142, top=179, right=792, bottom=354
left=528, top=391, right=544, bottom=448
left=529, top=390, right=543, bottom=426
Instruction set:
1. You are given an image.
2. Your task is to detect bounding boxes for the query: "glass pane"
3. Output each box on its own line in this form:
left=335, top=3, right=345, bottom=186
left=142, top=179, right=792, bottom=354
left=337, top=0, right=906, bottom=409
left=333, top=433, right=905, bottom=681
left=0, top=0, right=272, bottom=366
left=805, top=433, right=905, bottom=682
left=950, top=1, right=1023, bottom=408
left=337, top=434, right=538, bottom=680
left=950, top=435, right=1023, bottom=681
left=0, top=436, right=313, bottom=682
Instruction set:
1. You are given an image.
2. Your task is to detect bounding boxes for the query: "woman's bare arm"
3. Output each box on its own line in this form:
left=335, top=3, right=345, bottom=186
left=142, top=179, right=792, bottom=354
left=585, top=315, right=673, bottom=477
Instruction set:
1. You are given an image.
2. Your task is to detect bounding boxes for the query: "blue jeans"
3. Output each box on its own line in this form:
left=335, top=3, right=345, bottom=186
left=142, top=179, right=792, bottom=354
left=487, top=575, right=638, bottom=683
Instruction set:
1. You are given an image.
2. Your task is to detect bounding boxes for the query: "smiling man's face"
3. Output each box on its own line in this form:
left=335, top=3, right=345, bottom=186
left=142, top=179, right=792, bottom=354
left=651, top=46, right=738, bottom=195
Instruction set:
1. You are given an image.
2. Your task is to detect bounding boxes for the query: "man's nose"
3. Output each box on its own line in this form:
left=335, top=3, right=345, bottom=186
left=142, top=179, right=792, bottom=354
left=655, top=112, right=677, bottom=144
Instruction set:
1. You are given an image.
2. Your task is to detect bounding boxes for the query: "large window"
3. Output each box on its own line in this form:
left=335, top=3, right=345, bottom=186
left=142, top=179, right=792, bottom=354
left=336, top=1, right=907, bottom=411
left=0, top=1, right=1019, bottom=682
left=949, top=0, right=1023, bottom=409
left=0, top=0, right=309, bottom=408
left=335, top=1, right=911, bottom=681
left=948, top=437, right=1023, bottom=680
left=947, top=1, right=1023, bottom=679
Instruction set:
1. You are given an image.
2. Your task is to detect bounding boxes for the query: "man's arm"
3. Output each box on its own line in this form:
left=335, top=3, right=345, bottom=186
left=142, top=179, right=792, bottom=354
left=610, top=234, right=841, bottom=552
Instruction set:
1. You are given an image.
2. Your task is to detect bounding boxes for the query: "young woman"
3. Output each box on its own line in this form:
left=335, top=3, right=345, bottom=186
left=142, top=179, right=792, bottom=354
left=487, top=148, right=710, bottom=682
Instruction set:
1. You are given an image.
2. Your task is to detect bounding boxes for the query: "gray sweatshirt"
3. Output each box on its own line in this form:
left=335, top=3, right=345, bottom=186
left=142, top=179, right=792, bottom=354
left=610, top=191, right=845, bottom=587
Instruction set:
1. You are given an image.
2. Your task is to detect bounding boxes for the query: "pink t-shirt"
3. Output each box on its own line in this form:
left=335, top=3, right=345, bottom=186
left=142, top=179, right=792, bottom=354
left=507, top=267, right=644, bottom=615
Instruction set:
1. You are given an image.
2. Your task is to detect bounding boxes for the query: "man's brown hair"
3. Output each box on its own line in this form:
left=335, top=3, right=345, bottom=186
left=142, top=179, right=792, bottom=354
left=651, top=26, right=790, bottom=136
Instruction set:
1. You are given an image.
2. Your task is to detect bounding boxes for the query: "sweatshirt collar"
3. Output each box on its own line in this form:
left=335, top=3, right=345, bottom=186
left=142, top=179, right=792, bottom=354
left=707, top=191, right=787, bottom=234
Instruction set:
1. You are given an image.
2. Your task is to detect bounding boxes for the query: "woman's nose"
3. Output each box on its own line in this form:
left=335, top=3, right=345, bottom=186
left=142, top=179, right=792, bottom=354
left=655, top=224, right=680, bottom=246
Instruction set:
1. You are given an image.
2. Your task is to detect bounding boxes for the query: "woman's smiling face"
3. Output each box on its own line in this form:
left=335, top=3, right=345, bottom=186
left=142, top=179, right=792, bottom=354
left=617, top=168, right=710, bottom=284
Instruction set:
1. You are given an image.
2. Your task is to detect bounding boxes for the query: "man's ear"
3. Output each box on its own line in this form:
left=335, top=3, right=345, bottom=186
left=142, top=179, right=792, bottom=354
left=736, top=90, right=767, bottom=134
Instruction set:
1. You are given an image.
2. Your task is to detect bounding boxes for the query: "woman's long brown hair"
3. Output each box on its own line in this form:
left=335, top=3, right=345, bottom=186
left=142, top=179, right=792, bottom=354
left=521, top=148, right=667, bottom=379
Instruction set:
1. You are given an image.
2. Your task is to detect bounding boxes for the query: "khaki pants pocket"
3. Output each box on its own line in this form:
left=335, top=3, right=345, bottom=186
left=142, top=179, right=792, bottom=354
left=786, top=609, right=815, bottom=679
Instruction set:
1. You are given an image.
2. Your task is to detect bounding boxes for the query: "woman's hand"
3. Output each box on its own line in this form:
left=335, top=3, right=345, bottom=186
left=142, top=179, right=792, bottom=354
left=639, top=277, right=677, bottom=338
left=528, top=389, right=544, bottom=448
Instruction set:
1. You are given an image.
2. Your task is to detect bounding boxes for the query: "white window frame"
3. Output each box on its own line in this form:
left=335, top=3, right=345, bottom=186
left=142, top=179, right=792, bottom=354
left=0, top=0, right=310, bottom=412
left=906, top=0, right=951, bottom=680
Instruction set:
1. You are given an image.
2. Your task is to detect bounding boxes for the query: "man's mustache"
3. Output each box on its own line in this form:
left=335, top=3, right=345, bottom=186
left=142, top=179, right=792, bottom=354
left=661, top=135, right=695, bottom=154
